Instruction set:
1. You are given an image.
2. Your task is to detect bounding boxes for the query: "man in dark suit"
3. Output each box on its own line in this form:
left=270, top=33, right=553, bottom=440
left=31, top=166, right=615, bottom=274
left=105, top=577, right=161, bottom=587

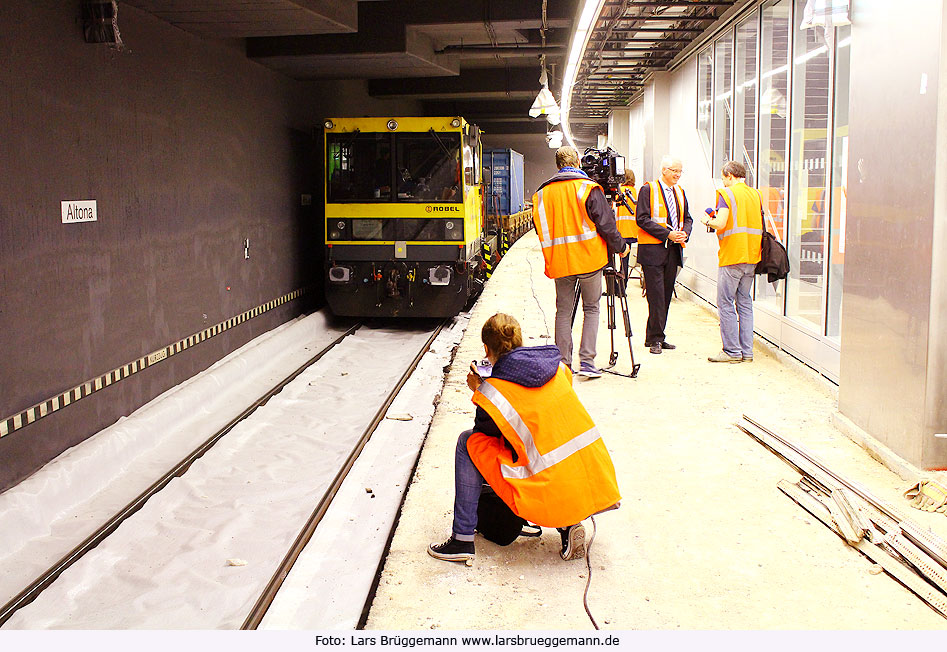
left=635, top=156, right=693, bottom=354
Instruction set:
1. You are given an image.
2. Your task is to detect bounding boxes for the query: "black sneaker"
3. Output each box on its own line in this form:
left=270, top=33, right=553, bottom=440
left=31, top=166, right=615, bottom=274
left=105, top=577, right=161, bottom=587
left=428, top=536, right=475, bottom=562
left=557, top=523, right=586, bottom=561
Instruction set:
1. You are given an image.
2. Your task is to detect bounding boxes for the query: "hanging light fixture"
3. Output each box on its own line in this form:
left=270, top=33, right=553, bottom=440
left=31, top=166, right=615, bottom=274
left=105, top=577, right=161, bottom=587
left=545, top=128, right=563, bottom=149
left=529, top=3, right=561, bottom=126
left=529, top=63, right=561, bottom=126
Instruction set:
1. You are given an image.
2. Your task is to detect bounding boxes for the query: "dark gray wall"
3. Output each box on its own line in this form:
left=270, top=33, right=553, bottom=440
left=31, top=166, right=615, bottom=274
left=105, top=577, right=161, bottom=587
left=839, top=0, right=947, bottom=468
left=0, top=2, right=330, bottom=491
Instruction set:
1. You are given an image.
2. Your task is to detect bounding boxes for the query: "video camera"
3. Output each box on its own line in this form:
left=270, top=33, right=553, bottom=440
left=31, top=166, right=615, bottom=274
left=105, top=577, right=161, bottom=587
left=580, top=147, right=626, bottom=200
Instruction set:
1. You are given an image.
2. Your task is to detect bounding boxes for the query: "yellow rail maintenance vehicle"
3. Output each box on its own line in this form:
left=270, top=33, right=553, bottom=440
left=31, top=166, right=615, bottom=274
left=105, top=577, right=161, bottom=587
left=324, top=116, right=490, bottom=317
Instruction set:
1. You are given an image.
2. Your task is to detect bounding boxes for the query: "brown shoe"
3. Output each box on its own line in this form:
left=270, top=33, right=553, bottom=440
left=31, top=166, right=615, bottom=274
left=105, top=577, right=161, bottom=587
left=649, top=343, right=662, bottom=354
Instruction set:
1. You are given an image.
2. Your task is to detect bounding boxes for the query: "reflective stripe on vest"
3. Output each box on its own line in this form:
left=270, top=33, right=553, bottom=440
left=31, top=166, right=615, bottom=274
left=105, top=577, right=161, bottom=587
left=532, top=179, right=608, bottom=277
left=467, top=363, right=621, bottom=527
left=477, top=383, right=601, bottom=480
left=477, top=381, right=603, bottom=480
left=615, top=184, right=637, bottom=238
left=638, top=180, right=686, bottom=246
left=715, top=183, right=764, bottom=266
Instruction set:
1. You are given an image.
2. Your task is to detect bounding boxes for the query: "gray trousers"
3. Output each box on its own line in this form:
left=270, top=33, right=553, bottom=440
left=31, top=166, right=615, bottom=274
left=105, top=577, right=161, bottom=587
left=554, top=270, right=603, bottom=369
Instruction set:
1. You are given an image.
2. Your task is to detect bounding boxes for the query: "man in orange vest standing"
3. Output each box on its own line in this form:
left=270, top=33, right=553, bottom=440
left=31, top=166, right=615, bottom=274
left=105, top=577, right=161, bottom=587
left=700, top=160, right=764, bottom=363
left=636, top=155, right=693, bottom=355
left=531, top=146, right=629, bottom=378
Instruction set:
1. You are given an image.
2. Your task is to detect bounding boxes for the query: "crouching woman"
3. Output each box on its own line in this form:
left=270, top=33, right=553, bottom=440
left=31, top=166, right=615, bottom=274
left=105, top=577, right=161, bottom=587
left=428, top=313, right=621, bottom=563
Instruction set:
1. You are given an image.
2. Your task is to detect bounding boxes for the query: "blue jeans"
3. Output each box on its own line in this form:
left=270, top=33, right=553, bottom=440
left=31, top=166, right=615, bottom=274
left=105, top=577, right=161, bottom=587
left=452, top=429, right=485, bottom=541
left=717, top=263, right=756, bottom=358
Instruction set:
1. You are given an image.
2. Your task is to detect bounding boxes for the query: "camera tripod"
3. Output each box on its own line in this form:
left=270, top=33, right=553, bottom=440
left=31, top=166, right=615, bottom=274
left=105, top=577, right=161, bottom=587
left=569, top=193, right=641, bottom=378
left=571, top=255, right=641, bottom=378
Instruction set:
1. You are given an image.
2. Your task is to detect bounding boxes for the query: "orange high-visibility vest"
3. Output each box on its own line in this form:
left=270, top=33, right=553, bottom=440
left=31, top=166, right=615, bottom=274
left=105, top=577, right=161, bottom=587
left=532, top=179, right=609, bottom=278
left=715, top=182, right=764, bottom=266
left=466, top=365, right=621, bottom=528
left=638, top=180, right=687, bottom=246
left=615, top=183, right=638, bottom=239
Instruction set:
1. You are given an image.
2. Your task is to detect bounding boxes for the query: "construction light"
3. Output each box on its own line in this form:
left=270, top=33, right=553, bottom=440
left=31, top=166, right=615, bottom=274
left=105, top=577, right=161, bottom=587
left=324, top=120, right=334, bottom=130
left=386, top=119, right=399, bottom=131
left=530, top=68, right=561, bottom=126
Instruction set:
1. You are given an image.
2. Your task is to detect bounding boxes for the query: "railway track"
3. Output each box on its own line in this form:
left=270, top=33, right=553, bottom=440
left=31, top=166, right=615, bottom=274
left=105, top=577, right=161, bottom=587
left=0, top=319, right=448, bottom=629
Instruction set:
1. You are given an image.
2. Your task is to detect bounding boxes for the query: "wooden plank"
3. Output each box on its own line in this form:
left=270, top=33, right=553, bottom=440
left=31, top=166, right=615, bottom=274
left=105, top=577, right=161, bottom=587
left=777, top=480, right=947, bottom=619
left=829, top=487, right=866, bottom=544
left=827, top=488, right=864, bottom=545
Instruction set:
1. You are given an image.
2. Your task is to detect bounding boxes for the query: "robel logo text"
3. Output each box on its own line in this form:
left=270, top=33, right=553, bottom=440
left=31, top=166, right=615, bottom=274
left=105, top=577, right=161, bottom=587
left=425, top=205, right=461, bottom=213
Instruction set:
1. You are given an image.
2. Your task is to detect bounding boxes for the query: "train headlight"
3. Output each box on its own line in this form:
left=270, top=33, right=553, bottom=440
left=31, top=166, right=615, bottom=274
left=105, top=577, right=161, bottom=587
left=428, top=265, right=452, bottom=286
left=328, top=265, right=352, bottom=283
left=451, top=118, right=461, bottom=128
left=324, top=119, right=334, bottom=130
left=444, top=220, right=463, bottom=240
left=386, top=119, right=399, bottom=131
left=329, top=220, right=347, bottom=240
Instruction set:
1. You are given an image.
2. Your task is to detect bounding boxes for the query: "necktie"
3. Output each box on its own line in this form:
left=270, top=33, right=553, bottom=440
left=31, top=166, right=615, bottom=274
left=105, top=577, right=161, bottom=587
left=664, top=185, right=678, bottom=230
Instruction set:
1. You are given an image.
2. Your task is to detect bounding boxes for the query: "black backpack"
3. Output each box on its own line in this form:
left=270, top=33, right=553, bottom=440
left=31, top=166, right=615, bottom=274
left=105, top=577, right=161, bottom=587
left=476, top=486, right=529, bottom=545
left=753, top=190, right=789, bottom=283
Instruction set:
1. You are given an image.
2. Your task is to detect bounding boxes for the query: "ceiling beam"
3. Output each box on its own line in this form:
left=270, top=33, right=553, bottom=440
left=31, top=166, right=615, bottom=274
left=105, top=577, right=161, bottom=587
left=369, top=67, right=543, bottom=100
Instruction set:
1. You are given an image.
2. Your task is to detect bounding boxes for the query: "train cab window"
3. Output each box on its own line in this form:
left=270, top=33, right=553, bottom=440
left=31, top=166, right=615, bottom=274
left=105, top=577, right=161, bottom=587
left=327, top=133, right=392, bottom=202
left=394, top=132, right=461, bottom=202
left=464, top=127, right=482, bottom=186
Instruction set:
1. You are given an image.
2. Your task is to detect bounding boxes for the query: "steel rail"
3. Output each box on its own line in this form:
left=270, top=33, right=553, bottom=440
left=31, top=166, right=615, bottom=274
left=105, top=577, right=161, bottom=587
left=242, top=319, right=448, bottom=629
left=740, top=414, right=947, bottom=570
left=0, top=321, right=361, bottom=627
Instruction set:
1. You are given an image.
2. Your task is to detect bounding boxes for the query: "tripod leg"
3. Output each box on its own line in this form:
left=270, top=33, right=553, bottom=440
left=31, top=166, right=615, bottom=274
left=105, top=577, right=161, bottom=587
left=619, top=291, right=640, bottom=378
left=606, top=277, right=618, bottom=368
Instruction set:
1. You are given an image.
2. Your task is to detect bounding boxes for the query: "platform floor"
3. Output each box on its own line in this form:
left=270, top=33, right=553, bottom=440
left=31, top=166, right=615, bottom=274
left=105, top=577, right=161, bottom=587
left=365, top=231, right=947, bottom=631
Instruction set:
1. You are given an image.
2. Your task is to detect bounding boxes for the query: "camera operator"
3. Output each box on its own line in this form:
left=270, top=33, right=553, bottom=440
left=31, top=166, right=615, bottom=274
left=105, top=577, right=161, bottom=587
left=636, top=155, right=693, bottom=355
left=532, top=146, right=629, bottom=378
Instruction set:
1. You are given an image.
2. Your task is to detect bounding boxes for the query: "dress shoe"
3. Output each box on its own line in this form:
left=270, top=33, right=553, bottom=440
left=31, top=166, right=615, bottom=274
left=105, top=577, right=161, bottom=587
left=649, top=342, right=662, bottom=355
left=660, top=341, right=676, bottom=350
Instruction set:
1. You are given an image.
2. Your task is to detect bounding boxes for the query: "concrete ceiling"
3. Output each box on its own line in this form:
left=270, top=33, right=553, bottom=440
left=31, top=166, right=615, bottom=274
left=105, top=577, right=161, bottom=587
left=123, top=0, right=744, bottom=148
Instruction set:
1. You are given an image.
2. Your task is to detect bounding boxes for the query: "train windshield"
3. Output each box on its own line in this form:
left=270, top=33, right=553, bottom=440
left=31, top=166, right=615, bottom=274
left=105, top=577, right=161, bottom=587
left=327, top=132, right=461, bottom=203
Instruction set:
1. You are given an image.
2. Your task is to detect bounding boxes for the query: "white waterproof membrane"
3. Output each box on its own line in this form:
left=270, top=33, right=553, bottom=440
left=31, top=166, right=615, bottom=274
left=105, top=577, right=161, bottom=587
left=0, top=312, right=468, bottom=629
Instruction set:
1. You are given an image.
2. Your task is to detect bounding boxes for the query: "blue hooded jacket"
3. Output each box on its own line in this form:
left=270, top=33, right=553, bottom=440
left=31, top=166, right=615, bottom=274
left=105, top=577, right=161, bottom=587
left=472, top=345, right=563, bottom=439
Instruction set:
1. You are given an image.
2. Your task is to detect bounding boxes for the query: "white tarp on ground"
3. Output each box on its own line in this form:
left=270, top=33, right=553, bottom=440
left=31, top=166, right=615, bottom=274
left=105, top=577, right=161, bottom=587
left=0, top=313, right=350, bottom=610
left=0, top=313, right=467, bottom=629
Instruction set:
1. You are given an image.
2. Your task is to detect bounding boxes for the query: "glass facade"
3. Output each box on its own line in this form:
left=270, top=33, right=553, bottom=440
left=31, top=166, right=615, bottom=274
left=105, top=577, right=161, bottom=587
left=734, top=16, right=759, bottom=185
left=697, top=46, right=713, bottom=164
left=827, top=24, right=851, bottom=339
left=786, top=0, right=832, bottom=329
left=696, top=0, right=849, bottom=341
left=756, top=0, right=791, bottom=313
left=712, top=31, right=733, bottom=176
